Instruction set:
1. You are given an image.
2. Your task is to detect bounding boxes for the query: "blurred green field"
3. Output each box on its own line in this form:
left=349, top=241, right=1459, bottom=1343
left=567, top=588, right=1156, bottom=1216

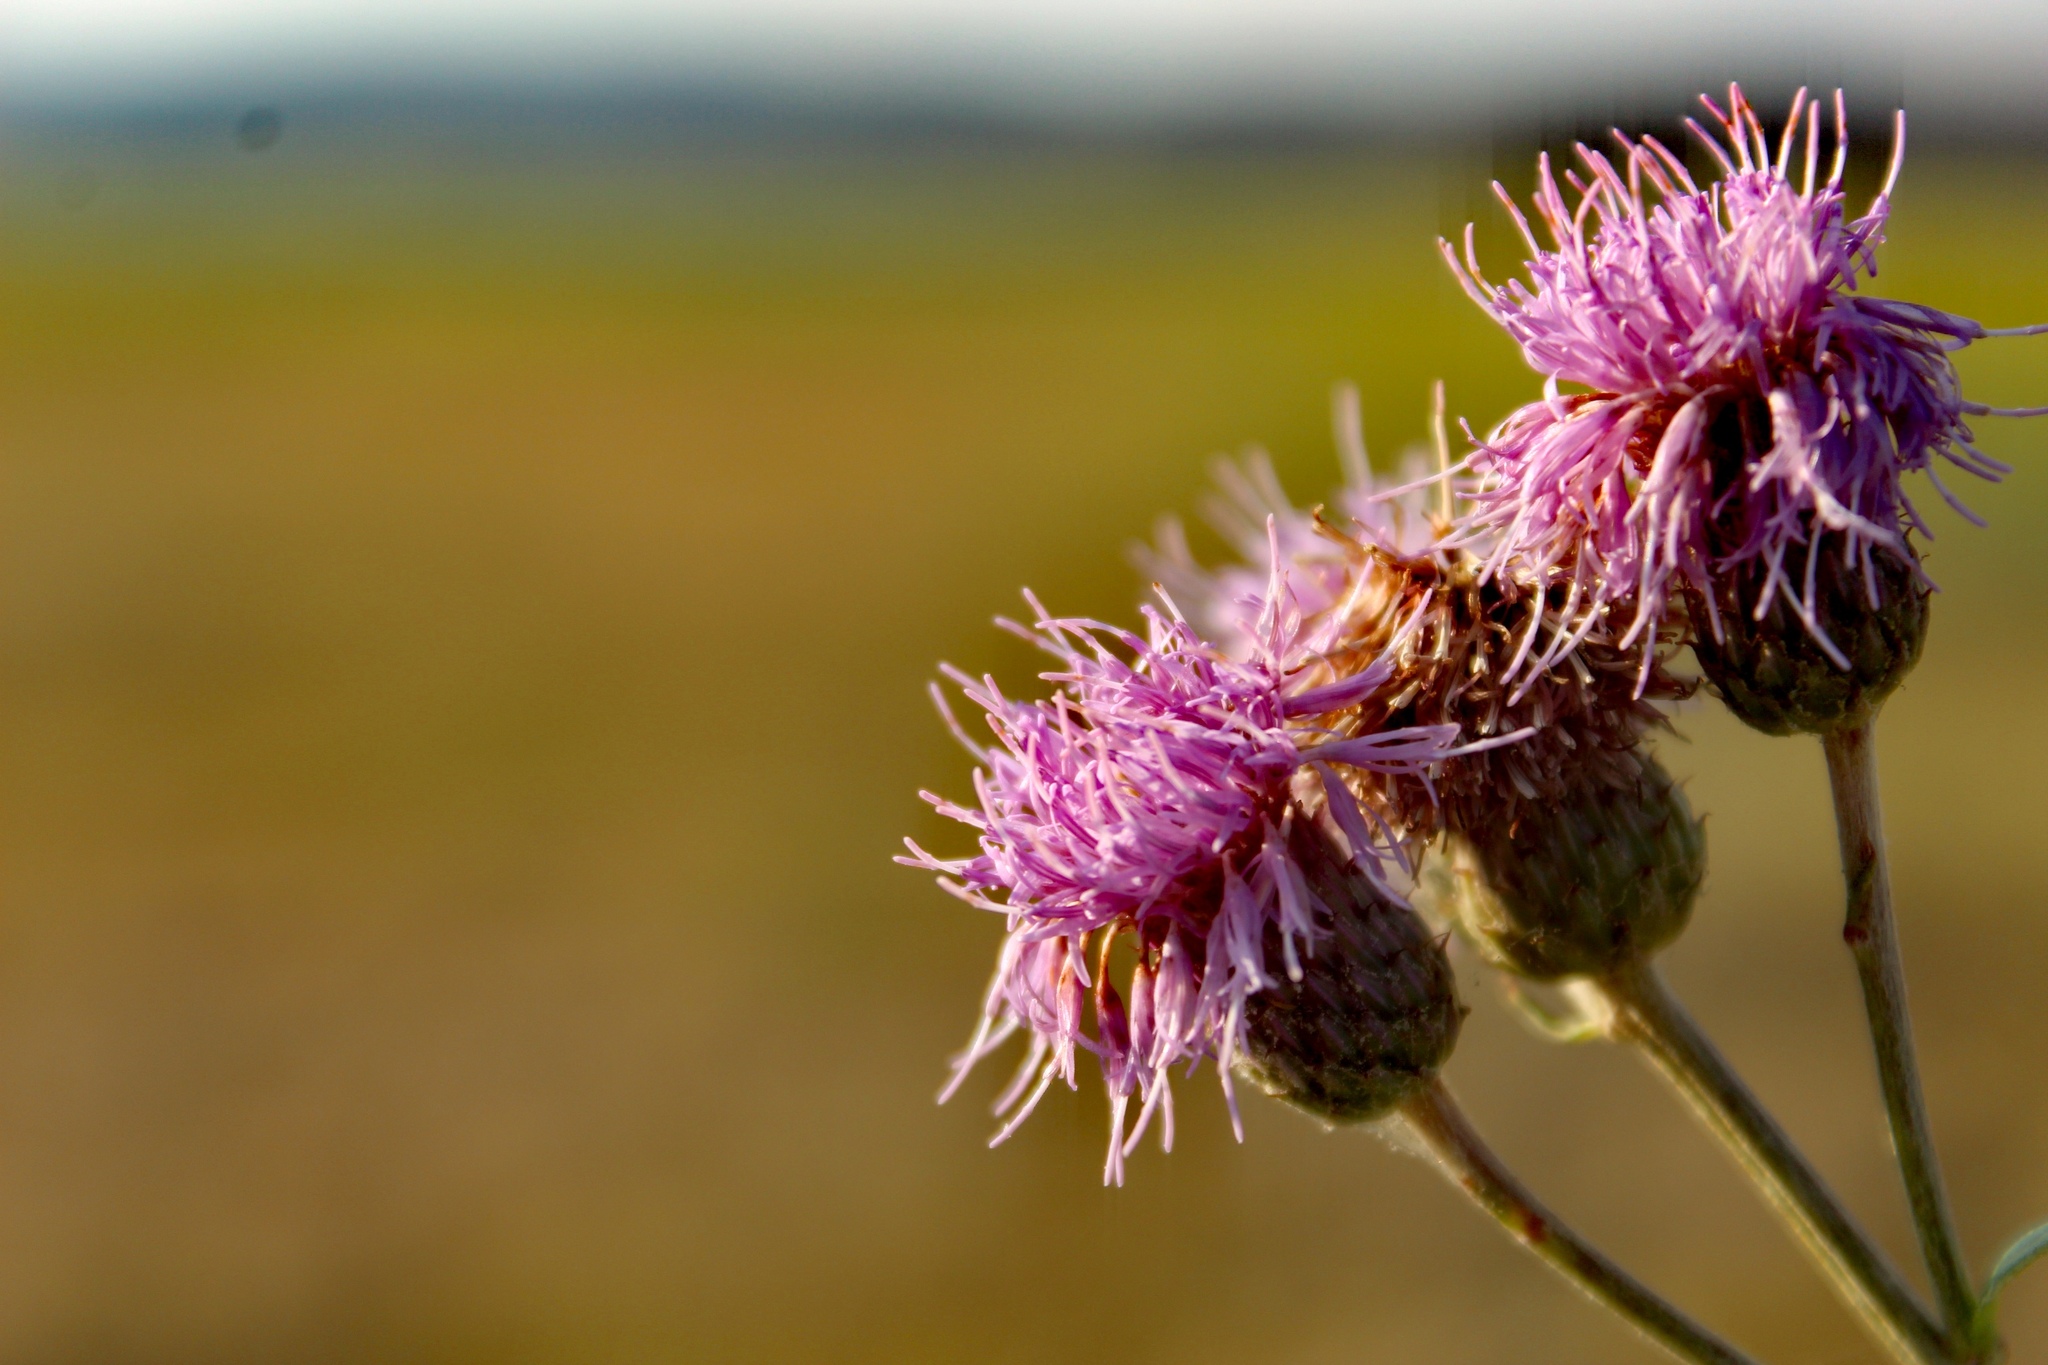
left=2, top=129, right=2048, bottom=1364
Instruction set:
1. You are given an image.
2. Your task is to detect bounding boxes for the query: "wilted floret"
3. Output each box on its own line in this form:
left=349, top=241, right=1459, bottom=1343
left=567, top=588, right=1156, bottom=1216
left=1446, top=85, right=2046, bottom=673
left=900, top=556, right=1475, bottom=1183
left=1141, top=396, right=1682, bottom=841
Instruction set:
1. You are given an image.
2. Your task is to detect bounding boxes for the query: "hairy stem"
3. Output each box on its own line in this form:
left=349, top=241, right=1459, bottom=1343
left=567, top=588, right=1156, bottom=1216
left=1400, top=1077, right=1765, bottom=1365
left=1599, top=959, right=1951, bottom=1365
left=1822, top=721, right=1979, bottom=1351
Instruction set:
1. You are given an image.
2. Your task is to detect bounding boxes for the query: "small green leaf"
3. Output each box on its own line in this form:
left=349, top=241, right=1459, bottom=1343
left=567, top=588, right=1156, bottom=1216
left=1972, top=1220, right=2048, bottom=1348
left=1499, top=978, right=1606, bottom=1045
left=1986, top=1222, right=2048, bottom=1301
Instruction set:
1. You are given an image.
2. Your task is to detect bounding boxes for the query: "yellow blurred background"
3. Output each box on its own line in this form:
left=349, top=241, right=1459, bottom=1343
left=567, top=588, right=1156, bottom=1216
left=3, top=117, right=2047, bottom=1363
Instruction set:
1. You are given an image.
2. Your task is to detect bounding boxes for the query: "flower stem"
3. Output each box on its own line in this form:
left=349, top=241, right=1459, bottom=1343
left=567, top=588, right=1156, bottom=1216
left=1597, top=958, right=1952, bottom=1365
left=1400, top=1077, right=1765, bottom=1365
left=1822, top=720, right=1979, bottom=1352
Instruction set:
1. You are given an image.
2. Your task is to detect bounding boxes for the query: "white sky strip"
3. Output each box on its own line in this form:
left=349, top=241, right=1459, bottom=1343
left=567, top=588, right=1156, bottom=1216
left=4, top=0, right=2048, bottom=116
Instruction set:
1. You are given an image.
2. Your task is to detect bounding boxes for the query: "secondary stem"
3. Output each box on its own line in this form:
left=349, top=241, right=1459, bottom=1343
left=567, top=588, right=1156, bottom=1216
left=1598, top=958, right=1951, bottom=1365
left=1822, top=720, right=1979, bottom=1350
left=1400, top=1077, right=1765, bottom=1365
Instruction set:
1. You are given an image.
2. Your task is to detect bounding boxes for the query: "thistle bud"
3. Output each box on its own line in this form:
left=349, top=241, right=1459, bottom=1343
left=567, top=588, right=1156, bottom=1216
left=1434, top=750, right=1704, bottom=982
left=1690, top=536, right=1929, bottom=737
left=1236, top=824, right=1464, bottom=1125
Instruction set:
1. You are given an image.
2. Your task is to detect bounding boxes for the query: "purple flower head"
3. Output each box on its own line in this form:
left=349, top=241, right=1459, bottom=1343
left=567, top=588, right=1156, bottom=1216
left=1138, top=382, right=1456, bottom=657
left=1446, top=84, right=2047, bottom=672
left=900, top=548, right=1479, bottom=1183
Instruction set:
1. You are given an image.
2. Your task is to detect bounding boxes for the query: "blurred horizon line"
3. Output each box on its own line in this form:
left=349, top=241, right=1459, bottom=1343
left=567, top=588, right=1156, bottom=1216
left=12, top=65, right=2048, bottom=156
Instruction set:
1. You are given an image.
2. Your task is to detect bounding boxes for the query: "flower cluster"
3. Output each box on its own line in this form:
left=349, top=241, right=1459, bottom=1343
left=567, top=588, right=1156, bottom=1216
left=904, top=83, right=2042, bottom=1183
left=1447, top=86, right=2042, bottom=669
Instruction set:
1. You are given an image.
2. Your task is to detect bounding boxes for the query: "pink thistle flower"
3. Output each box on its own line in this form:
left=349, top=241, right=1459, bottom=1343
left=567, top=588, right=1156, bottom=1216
left=900, top=547, right=1484, bottom=1183
left=1446, top=84, right=2048, bottom=672
left=1138, top=383, right=1452, bottom=654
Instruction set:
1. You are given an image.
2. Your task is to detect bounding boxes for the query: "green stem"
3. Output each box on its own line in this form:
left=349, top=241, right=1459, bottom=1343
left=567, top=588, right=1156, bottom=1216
left=1822, top=720, right=1979, bottom=1352
left=1598, top=958, right=1952, bottom=1365
left=1400, top=1077, right=1766, bottom=1365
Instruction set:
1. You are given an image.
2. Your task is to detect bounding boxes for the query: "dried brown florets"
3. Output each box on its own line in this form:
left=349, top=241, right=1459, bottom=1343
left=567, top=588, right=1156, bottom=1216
left=1281, top=512, right=1690, bottom=845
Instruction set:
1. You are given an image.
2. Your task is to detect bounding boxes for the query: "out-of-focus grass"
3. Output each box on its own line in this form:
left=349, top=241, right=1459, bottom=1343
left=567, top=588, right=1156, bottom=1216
left=1, top=130, right=2046, bottom=1364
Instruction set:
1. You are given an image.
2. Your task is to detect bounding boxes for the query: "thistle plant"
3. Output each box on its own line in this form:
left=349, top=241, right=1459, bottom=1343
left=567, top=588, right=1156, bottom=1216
left=901, top=84, right=2048, bottom=1365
